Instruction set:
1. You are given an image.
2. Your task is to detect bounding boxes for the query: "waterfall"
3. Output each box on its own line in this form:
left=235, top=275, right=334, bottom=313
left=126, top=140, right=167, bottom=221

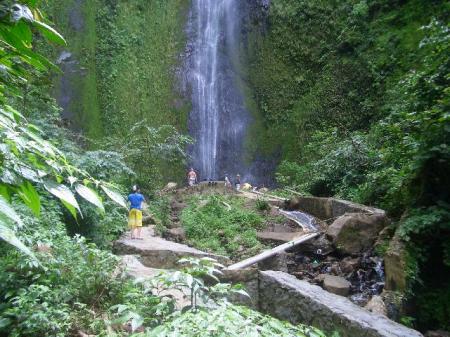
left=185, top=0, right=252, bottom=181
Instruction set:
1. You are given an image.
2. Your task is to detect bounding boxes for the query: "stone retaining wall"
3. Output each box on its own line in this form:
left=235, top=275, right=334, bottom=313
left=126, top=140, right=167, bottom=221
left=288, top=196, right=385, bottom=220
left=258, top=271, right=423, bottom=337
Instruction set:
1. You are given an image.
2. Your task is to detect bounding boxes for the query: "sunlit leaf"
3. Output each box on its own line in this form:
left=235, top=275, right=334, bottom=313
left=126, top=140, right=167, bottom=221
left=61, top=199, right=78, bottom=220
left=33, top=20, right=66, bottom=46
left=131, top=315, right=144, bottom=332
left=44, top=182, right=81, bottom=216
left=101, top=185, right=127, bottom=209
left=0, top=195, right=24, bottom=228
left=0, top=220, right=37, bottom=261
left=17, top=181, right=40, bottom=217
left=75, top=184, right=104, bottom=212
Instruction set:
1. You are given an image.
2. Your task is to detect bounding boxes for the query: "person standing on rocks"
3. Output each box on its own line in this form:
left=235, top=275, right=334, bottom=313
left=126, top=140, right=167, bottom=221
left=224, top=174, right=232, bottom=189
left=128, top=185, right=145, bottom=240
left=187, top=168, right=197, bottom=187
left=235, top=174, right=241, bottom=191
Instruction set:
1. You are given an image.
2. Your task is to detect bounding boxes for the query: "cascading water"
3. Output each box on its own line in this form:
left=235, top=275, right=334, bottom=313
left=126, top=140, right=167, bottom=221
left=185, top=0, right=253, bottom=181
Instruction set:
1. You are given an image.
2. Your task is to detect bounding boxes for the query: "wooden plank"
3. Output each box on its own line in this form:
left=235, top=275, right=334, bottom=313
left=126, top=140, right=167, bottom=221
left=226, top=232, right=320, bottom=270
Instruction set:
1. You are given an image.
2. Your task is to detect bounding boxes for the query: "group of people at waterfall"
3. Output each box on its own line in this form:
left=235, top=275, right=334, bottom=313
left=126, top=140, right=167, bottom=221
left=187, top=167, right=254, bottom=191
left=126, top=169, right=261, bottom=240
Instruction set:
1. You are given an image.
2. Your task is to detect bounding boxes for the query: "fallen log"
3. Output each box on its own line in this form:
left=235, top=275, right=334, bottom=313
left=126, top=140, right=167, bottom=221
left=226, top=232, right=320, bottom=270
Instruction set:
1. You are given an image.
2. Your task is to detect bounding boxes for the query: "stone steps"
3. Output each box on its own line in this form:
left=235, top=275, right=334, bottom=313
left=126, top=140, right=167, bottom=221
left=114, top=226, right=230, bottom=269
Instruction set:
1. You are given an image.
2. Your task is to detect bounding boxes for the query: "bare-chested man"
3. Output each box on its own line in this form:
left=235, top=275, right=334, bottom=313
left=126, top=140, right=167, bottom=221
left=187, top=168, right=197, bottom=187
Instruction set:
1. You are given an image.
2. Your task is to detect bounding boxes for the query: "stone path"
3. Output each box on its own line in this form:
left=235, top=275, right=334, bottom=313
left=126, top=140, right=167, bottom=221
left=115, top=227, right=230, bottom=309
left=114, top=226, right=230, bottom=269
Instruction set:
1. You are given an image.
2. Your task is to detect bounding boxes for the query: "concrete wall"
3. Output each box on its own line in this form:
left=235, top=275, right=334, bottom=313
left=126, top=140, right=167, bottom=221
left=225, top=270, right=423, bottom=337
left=288, top=196, right=385, bottom=220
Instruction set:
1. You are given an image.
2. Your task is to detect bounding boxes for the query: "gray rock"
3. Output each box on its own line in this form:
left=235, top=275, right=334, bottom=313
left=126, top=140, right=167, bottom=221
left=259, top=271, right=423, bottom=337
left=365, top=295, right=387, bottom=316
left=295, top=234, right=334, bottom=255
left=327, top=212, right=388, bottom=255
left=340, top=257, right=360, bottom=274
left=166, top=228, right=186, bottom=243
left=258, top=252, right=290, bottom=273
left=170, top=201, right=186, bottom=212
left=221, top=268, right=259, bottom=309
left=164, top=182, right=178, bottom=191
left=384, top=234, right=408, bottom=291
left=256, top=231, right=304, bottom=244
left=323, top=275, right=351, bottom=296
left=142, top=215, right=156, bottom=225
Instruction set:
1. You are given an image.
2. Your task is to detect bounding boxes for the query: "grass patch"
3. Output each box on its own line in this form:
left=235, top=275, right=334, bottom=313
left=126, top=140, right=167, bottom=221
left=180, top=195, right=267, bottom=259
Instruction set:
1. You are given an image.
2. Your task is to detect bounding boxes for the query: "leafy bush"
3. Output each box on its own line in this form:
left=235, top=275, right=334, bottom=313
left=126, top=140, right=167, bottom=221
left=255, top=197, right=271, bottom=212
left=150, top=195, right=171, bottom=235
left=181, top=195, right=266, bottom=259
left=147, top=303, right=330, bottom=337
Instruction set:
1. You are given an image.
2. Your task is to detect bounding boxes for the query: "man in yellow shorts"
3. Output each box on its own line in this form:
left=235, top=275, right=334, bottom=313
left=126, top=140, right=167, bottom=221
left=127, top=185, right=145, bottom=240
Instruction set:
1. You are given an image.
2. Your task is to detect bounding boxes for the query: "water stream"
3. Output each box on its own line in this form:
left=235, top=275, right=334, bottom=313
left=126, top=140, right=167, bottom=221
left=185, top=0, right=252, bottom=181
left=279, top=209, right=318, bottom=232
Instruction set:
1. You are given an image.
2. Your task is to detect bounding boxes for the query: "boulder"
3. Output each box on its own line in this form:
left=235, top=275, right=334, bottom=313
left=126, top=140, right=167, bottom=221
left=258, top=252, right=291, bottom=273
left=221, top=268, right=259, bottom=308
left=365, top=295, right=387, bottom=316
left=340, top=257, right=360, bottom=274
left=259, top=187, right=269, bottom=193
left=142, top=215, right=156, bottom=225
left=327, top=212, right=388, bottom=255
left=164, top=182, right=178, bottom=191
left=295, top=234, right=334, bottom=255
left=170, top=201, right=186, bottom=212
left=165, top=228, right=186, bottom=243
left=322, top=275, right=351, bottom=296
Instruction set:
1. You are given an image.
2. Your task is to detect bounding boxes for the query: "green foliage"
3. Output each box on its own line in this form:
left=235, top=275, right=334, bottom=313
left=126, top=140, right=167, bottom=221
left=44, top=0, right=191, bottom=184
left=180, top=195, right=266, bottom=259
left=74, top=150, right=136, bottom=187
left=415, top=286, right=450, bottom=331
left=100, top=123, right=192, bottom=191
left=150, top=195, right=171, bottom=235
left=255, top=197, right=271, bottom=212
left=146, top=302, right=330, bottom=337
left=248, top=1, right=449, bottom=330
left=0, top=0, right=66, bottom=100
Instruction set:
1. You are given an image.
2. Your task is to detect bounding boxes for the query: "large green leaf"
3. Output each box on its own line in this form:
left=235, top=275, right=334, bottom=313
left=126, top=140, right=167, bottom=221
left=0, top=195, right=24, bottom=228
left=32, top=20, right=66, bottom=46
left=17, top=181, right=40, bottom=217
left=0, top=221, right=37, bottom=261
left=0, top=195, right=36, bottom=260
left=75, top=184, right=104, bottom=212
left=101, top=185, right=127, bottom=209
left=44, top=182, right=81, bottom=216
